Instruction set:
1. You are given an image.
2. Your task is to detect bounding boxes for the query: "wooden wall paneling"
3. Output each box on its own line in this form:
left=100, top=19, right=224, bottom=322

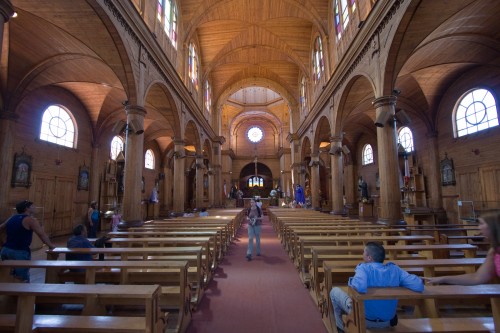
left=479, top=166, right=500, bottom=210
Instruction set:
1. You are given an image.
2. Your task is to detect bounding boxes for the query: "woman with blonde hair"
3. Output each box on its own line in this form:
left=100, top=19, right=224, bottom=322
left=425, top=211, right=500, bottom=285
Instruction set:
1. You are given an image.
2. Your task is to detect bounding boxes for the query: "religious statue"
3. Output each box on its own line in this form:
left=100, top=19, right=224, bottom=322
left=358, top=177, right=369, bottom=202
left=294, top=184, right=305, bottom=204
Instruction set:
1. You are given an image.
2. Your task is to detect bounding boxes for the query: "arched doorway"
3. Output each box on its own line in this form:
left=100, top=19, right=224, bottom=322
left=239, top=162, right=273, bottom=198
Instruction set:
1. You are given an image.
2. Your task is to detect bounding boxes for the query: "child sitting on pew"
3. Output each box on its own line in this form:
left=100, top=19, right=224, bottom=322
left=425, top=211, right=500, bottom=286
left=330, top=242, right=424, bottom=333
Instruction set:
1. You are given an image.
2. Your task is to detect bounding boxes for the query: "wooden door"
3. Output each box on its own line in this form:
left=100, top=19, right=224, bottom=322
left=480, top=166, right=500, bottom=209
left=31, top=173, right=75, bottom=236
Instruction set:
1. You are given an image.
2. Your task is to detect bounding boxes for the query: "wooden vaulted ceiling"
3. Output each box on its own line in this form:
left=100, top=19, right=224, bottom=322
left=180, top=0, right=330, bottom=158
left=6, top=0, right=500, bottom=158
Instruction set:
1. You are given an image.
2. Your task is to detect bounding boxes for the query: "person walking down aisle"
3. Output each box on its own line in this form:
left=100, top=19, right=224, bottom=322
left=330, top=242, right=424, bottom=333
left=246, top=199, right=262, bottom=261
left=87, top=201, right=100, bottom=238
left=425, top=211, right=500, bottom=285
left=0, top=200, right=56, bottom=282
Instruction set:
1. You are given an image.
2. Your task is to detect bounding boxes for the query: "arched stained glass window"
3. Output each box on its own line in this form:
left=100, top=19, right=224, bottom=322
left=145, top=149, right=155, bottom=169
left=454, top=88, right=498, bottom=137
left=398, top=127, right=414, bottom=153
left=248, top=176, right=264, bottom=188
left=362, top=144, right=373, bottom=165
left=312, top=36, right=324, bottom=84
left=204, top=80, right=212, bottom=114
left=110, top=136, right=124, bottom=160
left=333, top=0, right=357, bottom=39
left=40, top=105, right=76, bottom=148
left=189, top=43, right=199, bottom=90
left=300, top=76, right=307, bottom=114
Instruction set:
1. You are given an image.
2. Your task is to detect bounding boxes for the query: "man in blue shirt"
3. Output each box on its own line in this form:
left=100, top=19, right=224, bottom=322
left=66, top=224, right=94, bottom=262
left=330, top=242, right=424, bottom=333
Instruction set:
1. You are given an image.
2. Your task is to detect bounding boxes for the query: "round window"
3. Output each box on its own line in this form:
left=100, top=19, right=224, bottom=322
left=247, top=127, right=263, bottom=143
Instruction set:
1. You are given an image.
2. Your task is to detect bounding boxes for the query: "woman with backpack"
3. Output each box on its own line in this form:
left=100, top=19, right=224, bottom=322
left=246, top=199, right=263, bottom=261
left=87, top=201, right=100, bottom=238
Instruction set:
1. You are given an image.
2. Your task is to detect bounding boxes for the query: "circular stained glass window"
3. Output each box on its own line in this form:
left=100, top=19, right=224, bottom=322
left=247, top=127, right=263, bottom=143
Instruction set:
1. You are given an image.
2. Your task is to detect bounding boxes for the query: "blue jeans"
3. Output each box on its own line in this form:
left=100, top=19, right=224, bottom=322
left=0, top=247, right=31, bottom=282
left=330, top=287, right=391, bottom=330
left=247, top=224, right=261, bottom=256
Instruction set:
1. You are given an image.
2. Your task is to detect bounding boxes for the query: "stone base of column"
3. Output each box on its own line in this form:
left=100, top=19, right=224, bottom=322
left=330, top=209, right=344, bottom=215
left=117, top=219, right=144, bottom=230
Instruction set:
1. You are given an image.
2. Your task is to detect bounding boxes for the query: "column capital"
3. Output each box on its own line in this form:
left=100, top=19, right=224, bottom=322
left=286, top=132, right=300, bottom=143
left=125, top=105, right=147, bottom=117
left=0, top=110, right=18, bottom=121
left=213, top=136, right=225, bottom=145
left=173, top=138, right=185, bottom=146
left=0, top=1, right=14, bottom=22
left=329, top=135, right=343, bottom=143
left=372, top=95, right=398, bottom=109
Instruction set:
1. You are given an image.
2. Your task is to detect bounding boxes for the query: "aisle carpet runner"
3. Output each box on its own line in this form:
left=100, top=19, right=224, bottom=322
left=186, top=215, right=328, bottom=333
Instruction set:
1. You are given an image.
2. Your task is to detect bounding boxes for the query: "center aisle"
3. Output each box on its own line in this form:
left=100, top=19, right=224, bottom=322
left=186, top=215, right=328, bottom=333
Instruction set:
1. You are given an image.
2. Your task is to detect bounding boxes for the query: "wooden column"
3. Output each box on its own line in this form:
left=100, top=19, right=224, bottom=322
left=90, top=144, right=100, bottom=206
left=426, top=132, right=443, bottom=209
left=173, top=139, right=186, bottom=213
left=0, top=1, right=14, bottom=63
left=195, top=156, right=204, bottom=209
left=0, top=112, right=16, bottom=218
left=162, top=165, right=172, bottom=211
left=310, top=153, right=320, bottom=209
left=373, top=95, right=401, bottom=225
left=330, top=135, right=344, bottom=215
left=212, top=139, right=224, bottom=207
left=207, top=168, right=215, bottom=207
left=121, top=105, right=146, bottom=225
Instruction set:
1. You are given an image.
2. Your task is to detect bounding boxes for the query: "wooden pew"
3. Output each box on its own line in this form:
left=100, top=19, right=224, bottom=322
left=295, top=235, right=435, bottom=282
left=151, top=216, right=241, bottom=240
left=109, top=230, right=224, bottom=265
left=406, top=225, right=479, bottom=243
left=129, top=225, right=231, bottom=253
left=47, top=246, right=206, bottom=304
left=0, top=260, right=190, bottom=333
left=321, top=258, right=485, bottom=333
left=104, top=236, right=216, bottom=276
left=344, top=284, right=500, bottom=333
left=0, top=283, right=165, bottom=333
left=284, top=228, right=408, bottom=258
left=308, top=243, right=478, bottom=306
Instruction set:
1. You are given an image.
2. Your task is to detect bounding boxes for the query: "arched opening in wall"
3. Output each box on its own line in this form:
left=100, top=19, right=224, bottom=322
left=239, top=162, right=273, bottom=198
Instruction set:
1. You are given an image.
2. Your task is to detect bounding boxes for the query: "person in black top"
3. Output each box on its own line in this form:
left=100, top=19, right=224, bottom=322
left=0, top=200, right=55, bottom=282
left=246, top=199, right=263, bottom=261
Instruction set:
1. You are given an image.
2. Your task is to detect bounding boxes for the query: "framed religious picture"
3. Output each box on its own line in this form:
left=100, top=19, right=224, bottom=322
left=141, top=176, right=145, bottom=193
left=11, top=150, right=32, bottom=188
left=78, top=165, right=90, bottom=191
left=375, top=172, right=380, bottom=190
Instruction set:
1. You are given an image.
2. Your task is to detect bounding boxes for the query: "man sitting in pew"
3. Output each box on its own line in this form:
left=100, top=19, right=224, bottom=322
left=330, top=242, right=424, bottom=333
left=425, top=211, right=500, bottom=286
left=66, top=224, right=94, bottom=271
